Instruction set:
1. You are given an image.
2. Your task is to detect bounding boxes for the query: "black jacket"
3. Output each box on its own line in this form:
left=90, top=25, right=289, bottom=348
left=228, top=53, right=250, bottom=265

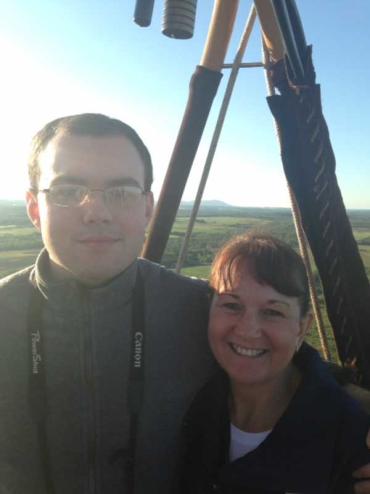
left=177, top=344, right=370, bottom=494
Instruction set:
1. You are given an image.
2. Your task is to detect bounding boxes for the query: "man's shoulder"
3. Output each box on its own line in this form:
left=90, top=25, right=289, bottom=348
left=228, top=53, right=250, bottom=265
left=0, top=265, right=33, bottom=304
left=137, top=258, right=209, bottom=293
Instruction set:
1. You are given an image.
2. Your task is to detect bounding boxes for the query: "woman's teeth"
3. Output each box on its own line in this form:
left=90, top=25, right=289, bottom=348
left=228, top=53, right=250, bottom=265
left=230, top=343, right=267, bottom=357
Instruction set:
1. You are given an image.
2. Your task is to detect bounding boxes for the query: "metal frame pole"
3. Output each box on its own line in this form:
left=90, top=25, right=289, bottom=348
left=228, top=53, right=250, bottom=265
left=175, top=4, right=257, bottom=272
left=142, top=0, right=239, bottom=262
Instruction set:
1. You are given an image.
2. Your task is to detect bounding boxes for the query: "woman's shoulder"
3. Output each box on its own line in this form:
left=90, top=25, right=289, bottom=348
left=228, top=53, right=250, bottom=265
left=293, top=344, right=370, bottom=470
left=294, top=343, right=368, bottom=416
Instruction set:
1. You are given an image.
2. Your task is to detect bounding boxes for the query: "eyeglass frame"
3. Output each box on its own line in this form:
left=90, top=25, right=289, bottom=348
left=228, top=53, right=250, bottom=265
left=34, top=183, right=148, bottom=209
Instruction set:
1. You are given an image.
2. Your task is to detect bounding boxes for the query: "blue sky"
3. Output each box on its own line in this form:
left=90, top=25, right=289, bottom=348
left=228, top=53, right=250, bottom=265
left=1, top=1, right=370, bottom=208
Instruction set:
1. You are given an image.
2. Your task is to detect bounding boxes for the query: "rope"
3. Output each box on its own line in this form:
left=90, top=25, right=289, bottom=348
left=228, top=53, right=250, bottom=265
left=289, top=188, right=332, bottom=361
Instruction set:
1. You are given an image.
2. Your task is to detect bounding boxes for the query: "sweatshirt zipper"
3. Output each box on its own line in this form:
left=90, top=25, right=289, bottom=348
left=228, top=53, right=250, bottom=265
left=82, top=290, right=97, bottom=494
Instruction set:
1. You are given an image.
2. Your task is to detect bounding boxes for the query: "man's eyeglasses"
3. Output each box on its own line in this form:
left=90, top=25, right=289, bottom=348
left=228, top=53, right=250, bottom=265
left=38, top=184, right=146, bottom=209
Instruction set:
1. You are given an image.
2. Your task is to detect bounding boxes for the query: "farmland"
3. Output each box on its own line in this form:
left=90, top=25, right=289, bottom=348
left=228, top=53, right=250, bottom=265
left=1, top=199, right=370, bottom=360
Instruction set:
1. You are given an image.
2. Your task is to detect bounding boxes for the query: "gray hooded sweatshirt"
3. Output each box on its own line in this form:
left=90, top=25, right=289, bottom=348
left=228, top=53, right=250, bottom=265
left=0, top=250, right=215, bottom=494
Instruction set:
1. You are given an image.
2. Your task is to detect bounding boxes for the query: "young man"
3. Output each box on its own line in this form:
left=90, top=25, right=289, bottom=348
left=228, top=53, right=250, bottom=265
left=0, top=113, right=369, bottom=494
left=0, top=113, right=215, bottom=494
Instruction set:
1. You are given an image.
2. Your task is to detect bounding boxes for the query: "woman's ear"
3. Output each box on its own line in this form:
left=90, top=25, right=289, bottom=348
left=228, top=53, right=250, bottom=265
left=144, top=191, right=154, bottom=226
left=299, top=312, right=313, bottom=341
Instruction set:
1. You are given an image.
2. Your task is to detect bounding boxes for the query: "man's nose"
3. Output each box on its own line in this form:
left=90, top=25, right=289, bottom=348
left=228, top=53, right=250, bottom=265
left=234, top=310, right=261, bottom=338
left=80, top=191, right=113, bottom=223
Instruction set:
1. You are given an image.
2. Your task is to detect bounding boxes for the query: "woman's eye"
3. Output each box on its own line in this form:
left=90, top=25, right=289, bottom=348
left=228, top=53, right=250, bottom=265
left=263, top=308, right=284, bottom=318
left=221, top=302, right=241, bottom=311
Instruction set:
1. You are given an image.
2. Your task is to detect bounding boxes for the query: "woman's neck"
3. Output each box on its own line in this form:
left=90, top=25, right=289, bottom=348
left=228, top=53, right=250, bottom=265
left=229, top=364, right=301, bottom=433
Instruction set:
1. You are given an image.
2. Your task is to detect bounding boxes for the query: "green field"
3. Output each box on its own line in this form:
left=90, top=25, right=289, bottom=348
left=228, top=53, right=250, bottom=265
left=0, top=217, right=41, bottom=277
left=0, top=249, right=38, bottom=278
left=180, top=265, right=211, bottom=279
left=0, top=200, right=369, bottom=362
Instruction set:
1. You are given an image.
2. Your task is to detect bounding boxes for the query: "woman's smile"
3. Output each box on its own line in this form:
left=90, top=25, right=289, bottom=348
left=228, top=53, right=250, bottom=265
left=228, top=343, right=268, bottom=358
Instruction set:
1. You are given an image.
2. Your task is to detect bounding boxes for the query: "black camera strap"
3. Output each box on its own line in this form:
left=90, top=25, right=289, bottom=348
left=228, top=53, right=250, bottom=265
left=27, top=286, right=55, bottom=494
left=126, top=268, right=145, bottom=491
left=27, top=268, right=146, bottom=493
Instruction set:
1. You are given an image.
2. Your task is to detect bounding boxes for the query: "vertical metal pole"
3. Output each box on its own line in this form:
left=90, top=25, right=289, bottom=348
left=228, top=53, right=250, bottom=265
left=142, top=0, right=239, bottom=262
left=175, top=5, right=257, bottom=273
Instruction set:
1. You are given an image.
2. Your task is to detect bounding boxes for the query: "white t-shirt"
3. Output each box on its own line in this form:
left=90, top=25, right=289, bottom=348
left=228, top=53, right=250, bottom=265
left=229, top=423, right=271, bottom=461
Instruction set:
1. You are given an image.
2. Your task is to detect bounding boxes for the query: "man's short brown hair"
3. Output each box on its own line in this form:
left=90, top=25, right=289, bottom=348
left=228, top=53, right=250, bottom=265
left=28, top=113, right=153, bottom=192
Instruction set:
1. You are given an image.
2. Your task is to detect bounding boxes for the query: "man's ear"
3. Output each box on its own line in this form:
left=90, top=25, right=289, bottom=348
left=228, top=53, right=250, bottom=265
left=145, top=191, right=154, bottom=226
left=26, top=190, right=41, bottom=231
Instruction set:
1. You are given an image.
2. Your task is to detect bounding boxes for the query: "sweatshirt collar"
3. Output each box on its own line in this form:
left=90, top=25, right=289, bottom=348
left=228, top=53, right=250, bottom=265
left=31, top=248, right=138, bottom=309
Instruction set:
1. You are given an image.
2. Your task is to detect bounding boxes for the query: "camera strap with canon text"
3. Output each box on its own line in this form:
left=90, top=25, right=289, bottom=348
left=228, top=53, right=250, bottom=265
left=27, top=267, right=145, bottom=493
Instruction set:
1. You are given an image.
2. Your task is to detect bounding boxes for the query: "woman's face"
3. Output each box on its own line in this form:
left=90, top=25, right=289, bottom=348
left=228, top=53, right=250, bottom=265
left=208, top=263, right=311, bottom=389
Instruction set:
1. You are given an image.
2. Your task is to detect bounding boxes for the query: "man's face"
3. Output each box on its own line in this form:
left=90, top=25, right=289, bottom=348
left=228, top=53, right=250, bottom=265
left=26, top=133, right=153, bottom=286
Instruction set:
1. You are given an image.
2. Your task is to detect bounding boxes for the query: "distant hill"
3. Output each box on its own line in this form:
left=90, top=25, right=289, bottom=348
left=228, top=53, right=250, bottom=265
left=180, top=199, right=231, bottom=208
left=178, top=200, right=293, bottom=219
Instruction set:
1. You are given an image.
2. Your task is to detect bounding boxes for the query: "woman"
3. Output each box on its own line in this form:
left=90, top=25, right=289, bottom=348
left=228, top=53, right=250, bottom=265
left=177, top=233, right=370, bottom=494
